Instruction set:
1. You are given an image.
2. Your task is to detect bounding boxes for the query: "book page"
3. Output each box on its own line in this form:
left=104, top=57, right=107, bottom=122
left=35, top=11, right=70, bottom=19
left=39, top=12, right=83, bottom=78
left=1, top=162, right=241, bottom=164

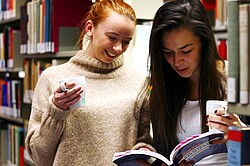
left=113, top=132, right=227, bottom=166
left=170, top=131, right=227, bottom=165
left=113, top=150, right=172, bottom=165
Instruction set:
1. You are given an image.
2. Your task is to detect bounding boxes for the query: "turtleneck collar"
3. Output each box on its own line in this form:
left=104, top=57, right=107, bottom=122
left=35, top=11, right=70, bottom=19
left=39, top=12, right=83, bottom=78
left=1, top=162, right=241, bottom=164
left=68, top=50, right=126, bottom=79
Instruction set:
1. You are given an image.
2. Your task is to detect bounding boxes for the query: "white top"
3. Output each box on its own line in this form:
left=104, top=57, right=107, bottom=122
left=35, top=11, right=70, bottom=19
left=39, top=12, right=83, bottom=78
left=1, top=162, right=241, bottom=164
left=177, top=100, right=201, bottom=142
left=176, top=100, right=227, bottom=166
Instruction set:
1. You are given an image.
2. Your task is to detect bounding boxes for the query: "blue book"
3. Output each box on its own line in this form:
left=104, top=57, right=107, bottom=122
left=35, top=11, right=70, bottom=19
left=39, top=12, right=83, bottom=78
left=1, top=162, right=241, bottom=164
left=228, top=126, right=250, bottom=166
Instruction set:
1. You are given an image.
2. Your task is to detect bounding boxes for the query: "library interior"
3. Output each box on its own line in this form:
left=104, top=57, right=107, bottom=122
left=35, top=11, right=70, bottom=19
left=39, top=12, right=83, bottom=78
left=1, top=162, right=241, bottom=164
left=0, top=0, right=249, bottom=165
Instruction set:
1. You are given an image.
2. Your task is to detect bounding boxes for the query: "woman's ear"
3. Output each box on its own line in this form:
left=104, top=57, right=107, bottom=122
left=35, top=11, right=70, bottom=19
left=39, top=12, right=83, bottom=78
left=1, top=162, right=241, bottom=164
left=85, top=20, right=93, bottom=37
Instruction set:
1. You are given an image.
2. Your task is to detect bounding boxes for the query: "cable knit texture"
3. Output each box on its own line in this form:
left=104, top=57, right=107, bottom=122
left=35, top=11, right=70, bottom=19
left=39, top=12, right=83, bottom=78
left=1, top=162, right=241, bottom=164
left=25, top=50, right=152, bottom=166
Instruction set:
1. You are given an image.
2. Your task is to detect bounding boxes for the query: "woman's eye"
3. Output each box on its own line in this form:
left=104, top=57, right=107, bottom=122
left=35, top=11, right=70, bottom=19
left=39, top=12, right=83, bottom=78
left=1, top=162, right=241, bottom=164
left=108, top=36, right=116, bottom=41
left=123, top=41, right=130, bottom=45
left=164, top=51, right=173, bottom=56
left=182, top=50, right=192, bottom=54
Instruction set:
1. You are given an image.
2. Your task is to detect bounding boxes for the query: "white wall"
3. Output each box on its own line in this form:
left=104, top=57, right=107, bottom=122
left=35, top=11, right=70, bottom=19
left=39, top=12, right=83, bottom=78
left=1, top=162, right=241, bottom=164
left=126, top=0, right=163, bottom=20
left=124, top=0, right=164, bottom=76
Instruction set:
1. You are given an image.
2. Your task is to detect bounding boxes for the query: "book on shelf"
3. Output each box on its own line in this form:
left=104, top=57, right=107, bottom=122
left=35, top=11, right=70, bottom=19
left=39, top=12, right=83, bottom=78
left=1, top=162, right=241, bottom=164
left=0, top=121, right=8, bottom=165
left=11, top=80, right=22, bottom=118
left=0, top=79, right=22, bottom=118
left=9, top=29, right=23, bottom=69
left=1, top=27, right=23, bottom=70
left=228, top=126, right=250, bottom=166
left=239, top=4, right=250, bottom=105
left=113, top=131, right=227, bottom=166
left=23, top=59, right=32, bottom=104
left=22, top=0, right=92, bottom=54
left=0, top=0, right=26, bottom=21
left=20, top=4, right=28, bottom=55
left=23, top=59, right=52, bottom=103
left=217, top=0, right=227, bottom=29
left=7, top=124, right=24, bottom=166
left=227, top=0, right=239, bottom=103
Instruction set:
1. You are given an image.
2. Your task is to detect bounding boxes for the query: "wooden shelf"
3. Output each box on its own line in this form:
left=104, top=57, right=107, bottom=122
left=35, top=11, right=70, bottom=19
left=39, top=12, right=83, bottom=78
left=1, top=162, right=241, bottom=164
left=0, top=114, right=23, bottom=124
left=0, top=69, right=25, bottom=79
left=22, top=51, right=77, bottom=59
left=0, top=17, right=20, bottom=31
left=0, top=17, right=20, bottom=24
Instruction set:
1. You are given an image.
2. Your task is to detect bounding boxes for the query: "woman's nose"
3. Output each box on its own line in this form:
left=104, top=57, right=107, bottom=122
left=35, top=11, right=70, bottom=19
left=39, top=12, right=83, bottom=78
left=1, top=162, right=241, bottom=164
left=113, top=42, right=123, bottom=52
left=174, top=53, right=183, bottom=67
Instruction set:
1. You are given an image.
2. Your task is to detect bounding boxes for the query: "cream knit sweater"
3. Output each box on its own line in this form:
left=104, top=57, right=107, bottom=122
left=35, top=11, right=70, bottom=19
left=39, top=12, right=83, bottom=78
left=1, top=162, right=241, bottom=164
left=25, top=50, right=151, bottom=166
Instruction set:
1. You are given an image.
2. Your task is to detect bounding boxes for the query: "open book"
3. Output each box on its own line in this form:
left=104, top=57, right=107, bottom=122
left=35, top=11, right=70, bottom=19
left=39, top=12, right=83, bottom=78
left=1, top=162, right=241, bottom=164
left=113, top=131, right=227, bottom=166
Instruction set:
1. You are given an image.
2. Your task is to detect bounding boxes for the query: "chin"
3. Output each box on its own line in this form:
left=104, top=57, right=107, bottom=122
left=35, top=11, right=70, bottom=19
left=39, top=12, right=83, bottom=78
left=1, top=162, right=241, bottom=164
left=178, top=73, right=190, bottom=78
left=102, top=58, right=114, bottom=64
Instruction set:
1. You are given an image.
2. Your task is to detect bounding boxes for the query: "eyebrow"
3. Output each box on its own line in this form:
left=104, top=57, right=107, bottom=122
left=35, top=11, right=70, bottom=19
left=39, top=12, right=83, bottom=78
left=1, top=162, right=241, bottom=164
left=162, top=43, right=194, bottom=50
left=106, top=32, right=133, bottom=40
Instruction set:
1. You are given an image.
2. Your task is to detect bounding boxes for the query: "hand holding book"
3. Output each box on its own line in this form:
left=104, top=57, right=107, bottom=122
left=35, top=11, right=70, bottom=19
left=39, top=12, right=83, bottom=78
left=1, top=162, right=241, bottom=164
left=113, top=131, right=227, bottom=166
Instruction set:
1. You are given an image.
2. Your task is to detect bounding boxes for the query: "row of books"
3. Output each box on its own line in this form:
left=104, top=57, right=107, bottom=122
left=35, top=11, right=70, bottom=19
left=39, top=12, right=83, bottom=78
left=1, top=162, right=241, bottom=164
left=23, top=58, right=68, bottom=103
left=20, top=0, right=92, bottom=55
left=227, top=2, right=250, bottom=105
left=0, top=27, right=23, bottom=69
left=0, top=122, right=24, bottom=166
left=0, top=0, right=26, bottom=21
left=201, top=0, right=227, bottom=30
left=0, top=79, right=22, bottom=118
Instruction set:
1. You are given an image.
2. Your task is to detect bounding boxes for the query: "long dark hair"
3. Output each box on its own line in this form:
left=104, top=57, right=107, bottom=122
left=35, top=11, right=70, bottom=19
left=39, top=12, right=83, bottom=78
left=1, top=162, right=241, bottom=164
left=148, top=0, right=226, bottom=154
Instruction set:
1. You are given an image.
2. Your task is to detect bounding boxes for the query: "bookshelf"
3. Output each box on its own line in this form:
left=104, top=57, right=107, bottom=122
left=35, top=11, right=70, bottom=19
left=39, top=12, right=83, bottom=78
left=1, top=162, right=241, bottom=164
left=227, top=0, right=250, bottom=116
left=21, top=0, right=92, bottom=55
left=0, top=0, right=92, bottom=165
left=0, top=1, right=27, bottom=165
left=20, top=0, right=93, bottom=104
left=0, top=69, right=25, bottom=124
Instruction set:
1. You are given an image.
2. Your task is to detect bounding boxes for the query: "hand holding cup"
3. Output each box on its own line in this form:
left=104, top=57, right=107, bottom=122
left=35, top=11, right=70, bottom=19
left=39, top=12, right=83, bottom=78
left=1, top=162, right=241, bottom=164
left=53, top=76, right=86, bottom=110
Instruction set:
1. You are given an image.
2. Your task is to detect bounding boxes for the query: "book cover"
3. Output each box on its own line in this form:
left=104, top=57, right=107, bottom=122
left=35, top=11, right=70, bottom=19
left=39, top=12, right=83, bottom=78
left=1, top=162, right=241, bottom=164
left=228, top=126, right=250, bottom=166
left=113, top=131, right=227, bottom=166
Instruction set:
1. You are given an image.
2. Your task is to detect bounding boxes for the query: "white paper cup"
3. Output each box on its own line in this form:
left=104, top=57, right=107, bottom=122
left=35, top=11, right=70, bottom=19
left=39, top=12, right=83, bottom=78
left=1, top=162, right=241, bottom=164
left=206, top=100, right=228, bottom=116
left=206, top=100, right=228, bottom=132
left=59, top=76, right=86, bottom=109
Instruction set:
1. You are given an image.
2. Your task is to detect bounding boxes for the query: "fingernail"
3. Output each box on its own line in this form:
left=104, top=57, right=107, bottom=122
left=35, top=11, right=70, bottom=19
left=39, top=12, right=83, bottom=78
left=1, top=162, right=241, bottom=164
left=214, top=110, right=217, bottom=113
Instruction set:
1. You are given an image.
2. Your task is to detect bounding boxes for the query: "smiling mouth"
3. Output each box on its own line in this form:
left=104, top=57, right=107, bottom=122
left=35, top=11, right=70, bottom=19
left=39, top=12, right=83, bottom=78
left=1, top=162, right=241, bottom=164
left=105, top=50, right=117, bottom=58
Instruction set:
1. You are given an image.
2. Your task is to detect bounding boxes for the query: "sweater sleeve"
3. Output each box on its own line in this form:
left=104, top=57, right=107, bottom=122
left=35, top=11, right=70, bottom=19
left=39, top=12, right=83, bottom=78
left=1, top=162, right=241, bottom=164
left=25, top=72, right=71, bottom=166
left=135, top=87, right=153, bottom=145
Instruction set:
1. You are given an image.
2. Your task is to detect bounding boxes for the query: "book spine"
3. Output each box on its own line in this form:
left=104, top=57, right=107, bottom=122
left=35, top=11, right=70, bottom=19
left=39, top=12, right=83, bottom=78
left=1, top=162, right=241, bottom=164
left=227, top=0, right=239, bottom=103
left=20, top=4, right=28, bottom=55
left=0, top=123, right=8, bottom=165
left=239, top=4, right=249, bottom=104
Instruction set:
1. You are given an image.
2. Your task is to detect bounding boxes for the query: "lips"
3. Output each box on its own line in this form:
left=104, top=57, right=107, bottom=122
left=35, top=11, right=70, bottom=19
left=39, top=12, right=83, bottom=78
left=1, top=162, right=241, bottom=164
left=177, top=68, right=187, bottom=72
left=105, top=50, right=117, bottom=58
left=175, top=67, right=189, bottom=76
